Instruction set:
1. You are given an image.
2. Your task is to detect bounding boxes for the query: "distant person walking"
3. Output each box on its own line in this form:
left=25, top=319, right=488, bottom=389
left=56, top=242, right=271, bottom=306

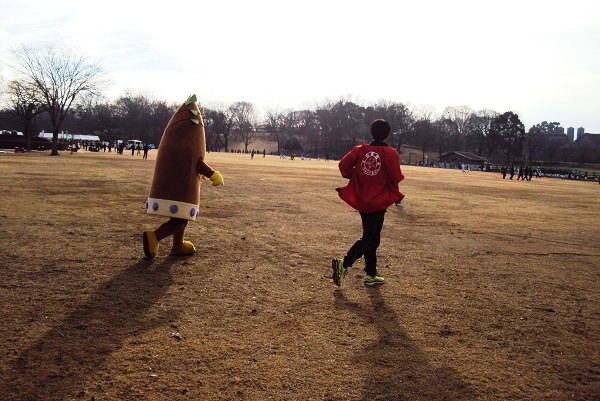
left=332, top=119, right=404, bottom=287
left=517, top=165, right=525, bottom=181
left=501, top=166, right=507, bottom=179
left=143, top=144, right=150, bottom=160
left=510, top=165, right=515, bottom=180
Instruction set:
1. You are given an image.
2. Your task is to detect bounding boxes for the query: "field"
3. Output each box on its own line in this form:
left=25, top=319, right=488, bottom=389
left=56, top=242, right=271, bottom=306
left=0, top=149, right=598, bottom=401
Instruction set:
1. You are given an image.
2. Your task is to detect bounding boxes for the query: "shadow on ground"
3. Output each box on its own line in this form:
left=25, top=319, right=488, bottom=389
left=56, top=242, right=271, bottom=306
left=0, top=259, right=176, bottom=401
left=335, top=288, right=476, bottom=401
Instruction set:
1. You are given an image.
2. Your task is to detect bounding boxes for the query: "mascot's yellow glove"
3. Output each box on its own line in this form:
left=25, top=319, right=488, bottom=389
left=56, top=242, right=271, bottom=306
left=210, top=171, right=224, bottom=186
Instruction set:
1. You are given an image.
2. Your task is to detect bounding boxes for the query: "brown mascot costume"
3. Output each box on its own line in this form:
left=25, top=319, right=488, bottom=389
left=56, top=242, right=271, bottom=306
left=143, top=94, right=224, bottom=259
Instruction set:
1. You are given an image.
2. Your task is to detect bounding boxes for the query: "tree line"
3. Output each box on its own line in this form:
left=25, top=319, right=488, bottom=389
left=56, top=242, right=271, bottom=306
left=1, top=43, right=596, bottom=164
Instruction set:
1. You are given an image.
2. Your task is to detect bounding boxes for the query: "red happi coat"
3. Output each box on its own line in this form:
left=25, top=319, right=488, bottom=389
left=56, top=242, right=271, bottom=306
left=337, top=143, right=404, bottom=213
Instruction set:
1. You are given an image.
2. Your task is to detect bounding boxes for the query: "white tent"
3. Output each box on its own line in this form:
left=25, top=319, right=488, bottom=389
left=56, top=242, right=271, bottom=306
left=38, top=132, right=100, bottom=141
left=1, top=130, right=23, bottom=135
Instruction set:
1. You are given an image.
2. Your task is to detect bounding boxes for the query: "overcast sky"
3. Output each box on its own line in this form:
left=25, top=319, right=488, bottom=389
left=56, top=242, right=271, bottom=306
left=1, top=0, right=599, bottom=132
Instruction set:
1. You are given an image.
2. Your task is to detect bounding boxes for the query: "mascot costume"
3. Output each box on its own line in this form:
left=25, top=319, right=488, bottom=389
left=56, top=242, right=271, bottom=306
left=143, top=94, right=224, bottom=259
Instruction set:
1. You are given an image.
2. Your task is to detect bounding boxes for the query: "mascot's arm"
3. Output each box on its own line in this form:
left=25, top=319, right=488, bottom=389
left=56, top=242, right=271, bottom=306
left=196, top=158, right=224, bottom=186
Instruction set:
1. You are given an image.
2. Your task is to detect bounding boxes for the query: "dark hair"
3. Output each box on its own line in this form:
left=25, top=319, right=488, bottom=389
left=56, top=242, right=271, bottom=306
left=371, top=119, right=391, bottom=141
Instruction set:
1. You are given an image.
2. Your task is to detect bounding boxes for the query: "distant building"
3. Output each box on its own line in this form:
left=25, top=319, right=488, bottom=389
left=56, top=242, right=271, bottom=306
left=577, top=132, right=599, bottom=142
left=576, top=127, right=585, bottom=140
left=439, top=151, right=489, bottom=170
left=567, top=127, right=575, bottom=142
left=559, top=133, right=600, bottom=163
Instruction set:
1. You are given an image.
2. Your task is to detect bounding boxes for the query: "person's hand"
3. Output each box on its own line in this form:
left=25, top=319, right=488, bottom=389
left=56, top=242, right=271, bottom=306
left=210, top=171, right=224, bottom=186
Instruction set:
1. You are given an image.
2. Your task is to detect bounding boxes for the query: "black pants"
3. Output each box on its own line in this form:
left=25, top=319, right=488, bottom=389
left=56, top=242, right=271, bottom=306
left=344, top=209, right=386, bottom=276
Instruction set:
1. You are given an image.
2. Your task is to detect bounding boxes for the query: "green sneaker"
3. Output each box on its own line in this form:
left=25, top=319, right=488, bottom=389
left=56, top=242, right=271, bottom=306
left=364, top=274, right=385, bottom=286
left=332, top=258, right=347, bottom=287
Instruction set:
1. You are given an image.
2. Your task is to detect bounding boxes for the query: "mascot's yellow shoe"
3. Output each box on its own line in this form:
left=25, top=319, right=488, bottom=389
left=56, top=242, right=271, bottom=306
left=143, top=231, right=159, bottom=259
left=170, top=240, right=196, bottom=256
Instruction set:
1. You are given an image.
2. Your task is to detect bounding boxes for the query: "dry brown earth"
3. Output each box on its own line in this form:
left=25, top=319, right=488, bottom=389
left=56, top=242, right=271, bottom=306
left=0, top=149, right=598, bottom=401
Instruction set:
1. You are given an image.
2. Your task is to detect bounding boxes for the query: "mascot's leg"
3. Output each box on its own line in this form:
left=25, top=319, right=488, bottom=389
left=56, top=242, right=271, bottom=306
left=169, top=219, right=196, bottom=256
left=142, top=231, right=159, bottom=259
left=143, top=218, right=194, bottom=259
left=154, top=217, right=188, bottom=241
left=172, top=223, right=186, bottom=244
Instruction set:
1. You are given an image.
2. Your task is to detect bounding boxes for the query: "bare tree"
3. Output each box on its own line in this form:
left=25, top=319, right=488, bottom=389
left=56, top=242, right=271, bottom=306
left=433, top=118, right=453, bottom=158
left=113, top=91, right=154, bottom=143
left=94, top=101, right=119, bottom=145
left=414, top=118, right=434, bottom=163
left=5, top=80, right=44, bottom=151
left=231, top=101, right=258, bottom=153
left=203, top=105, right=234, bottom=152
left=9, top=43, right=111, bottom=155
left=412, top=104, right=442, bottom=156
left=71, top=92, right=99, bottom=132
left=312, top=98, right=366, bottom=155
left=524, top=123, right=547, bottom=163
left=282, top=110, right=302, bottom=146
left=546, top=137, right=569, bottom=162
left=314, top=101, right=336, bottom=155
left=370, top=100, right=414, bottom=151
left=465, top=109, right=499, bottom=156
left=332, top=99, right=365, bottom=148
left=412, top=104, right=438, bottom=122
left=442, top=105, right=473, bottom=151
left=574, top=134, right=600, bottom=164
left=278, top=109, right=319, bottom=155
left=264, top=107, right=286, bottom=154
left=149, top=100, right=176, bottom=147
left=295, top=110, right=320, bottom=155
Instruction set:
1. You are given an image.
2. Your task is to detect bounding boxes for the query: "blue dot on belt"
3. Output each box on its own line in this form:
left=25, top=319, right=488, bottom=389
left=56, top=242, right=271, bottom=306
left=190, top=208, right=196, bottom=217
left=145, top=200, right=148, bottom=209
left=170, top=204, right=178, bottom=213
left=152, top=202, right=159, bottom=211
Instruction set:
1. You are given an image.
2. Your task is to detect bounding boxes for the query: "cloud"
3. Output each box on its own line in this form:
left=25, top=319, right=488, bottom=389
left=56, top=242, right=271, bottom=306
left=1, top=0, right=599, bottom=130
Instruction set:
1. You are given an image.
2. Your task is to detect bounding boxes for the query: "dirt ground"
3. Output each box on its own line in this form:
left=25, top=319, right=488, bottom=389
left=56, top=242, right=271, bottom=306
left=0, top=149, right=598, bottom=401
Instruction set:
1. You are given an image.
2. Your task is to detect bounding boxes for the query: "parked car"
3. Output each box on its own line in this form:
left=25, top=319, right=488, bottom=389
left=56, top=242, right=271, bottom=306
left=126, top=140, right=142, bottom=150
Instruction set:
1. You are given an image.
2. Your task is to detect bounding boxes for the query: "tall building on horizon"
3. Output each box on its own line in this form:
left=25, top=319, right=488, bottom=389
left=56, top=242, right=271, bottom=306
left=576, top=127, right=585, bottom=140
left=567, top=127, right=575, bottom=141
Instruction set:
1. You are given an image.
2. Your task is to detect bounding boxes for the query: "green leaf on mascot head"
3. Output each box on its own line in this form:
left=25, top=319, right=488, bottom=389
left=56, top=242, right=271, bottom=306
left=190, top=109, right=199, bottom=116
left=190, top=118, right=200, bottom=125
left=185, top=94, right=197, bottom=105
